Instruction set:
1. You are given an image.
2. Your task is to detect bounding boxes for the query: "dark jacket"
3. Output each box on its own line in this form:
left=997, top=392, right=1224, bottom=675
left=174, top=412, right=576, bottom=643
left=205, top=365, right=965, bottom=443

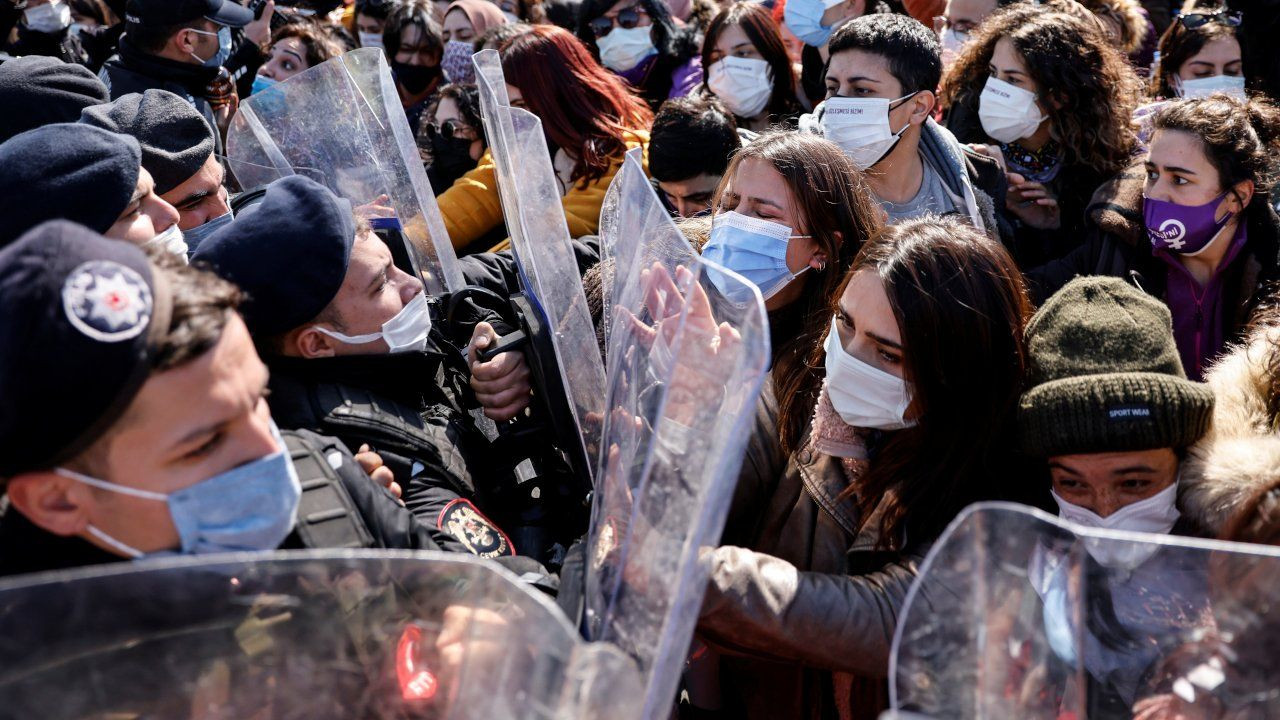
left=0, top=429, right=444, bottom=579
left=1025, top=162, right=1280, bottom=376
left=99, top=36, right=223, bottom=154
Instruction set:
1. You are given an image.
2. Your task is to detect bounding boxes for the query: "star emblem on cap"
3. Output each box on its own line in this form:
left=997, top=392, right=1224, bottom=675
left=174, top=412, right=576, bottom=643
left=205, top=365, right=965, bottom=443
left=62, top=260, right=153, bottom=343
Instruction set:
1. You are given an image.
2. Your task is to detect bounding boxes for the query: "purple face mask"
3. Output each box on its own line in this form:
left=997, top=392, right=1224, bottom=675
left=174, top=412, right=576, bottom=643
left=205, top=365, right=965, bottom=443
left=1144, top=191, right=1236, bottom=256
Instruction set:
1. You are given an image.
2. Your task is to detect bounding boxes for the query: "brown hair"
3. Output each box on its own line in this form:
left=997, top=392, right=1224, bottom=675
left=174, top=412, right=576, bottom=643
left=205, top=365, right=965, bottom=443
left=938, top=5, right=1140, bottom=178
left=146, top=252, right=242, bottom=372
left=1150, top=2, right=1241, bottom=99
left=714, top=130, right=884, bottom=454
left=1152, top=96, right=1280, bottom=202
left=701, top=2, right=802, bottom=121
left=1079, top=0, right=1148, bottom=54
left=269, top=19, right=346, bottom=68
left=831, top=217, right=1033, bottom=546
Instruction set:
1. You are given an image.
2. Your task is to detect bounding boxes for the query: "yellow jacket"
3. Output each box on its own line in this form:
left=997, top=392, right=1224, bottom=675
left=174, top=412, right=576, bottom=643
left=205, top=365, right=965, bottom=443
left=438, top=130, right=650, bottom=253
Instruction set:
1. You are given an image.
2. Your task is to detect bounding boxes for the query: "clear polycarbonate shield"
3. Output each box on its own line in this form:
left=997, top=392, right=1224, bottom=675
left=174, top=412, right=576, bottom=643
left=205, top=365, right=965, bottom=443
left=0, top=551, right=642, bottom=719
left=886, top=502, right=1280, bottom=720
left=471, top=49, right=607, bottom=482
left=584, top=149, right=771, bottom=720
left=225, top=48, right=462, bottom=296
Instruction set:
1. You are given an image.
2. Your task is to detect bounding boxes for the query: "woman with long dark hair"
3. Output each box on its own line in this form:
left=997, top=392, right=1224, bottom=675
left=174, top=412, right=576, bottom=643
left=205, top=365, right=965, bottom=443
left=383, top=0, right=446, bottom=131
left=701, top=131, right=883, bottom=452
left=574, top=0, right=701, bottom=109
left=694, top=215, right=1032, bottom=719
left=701, top=1, right=806, bottom=132
left=1149, top=3, right=1244, bottom=101
left=436, top=24, right=653, bottom=252
left=938, top=6, right=1140, bottom=267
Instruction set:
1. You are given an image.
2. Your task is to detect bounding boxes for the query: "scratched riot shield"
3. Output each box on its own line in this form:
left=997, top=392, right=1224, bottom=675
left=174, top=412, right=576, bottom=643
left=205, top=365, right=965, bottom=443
left=0, top=551, right=643, bottom=719
left=886, top=502, right=1280, bottom=720
left=582, top=149, right=771, bottom=719
left=225, top=48, right=462, bottom=296
left=471, top=49, right=607, bottom=487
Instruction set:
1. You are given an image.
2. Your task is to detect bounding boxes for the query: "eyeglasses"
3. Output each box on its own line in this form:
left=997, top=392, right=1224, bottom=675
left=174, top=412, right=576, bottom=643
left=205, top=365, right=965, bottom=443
left=931, top=16, right=972, bottom=41
left=589, top=5, right=648, bottom=38
left=1177, top=9, right=1243, bottom=29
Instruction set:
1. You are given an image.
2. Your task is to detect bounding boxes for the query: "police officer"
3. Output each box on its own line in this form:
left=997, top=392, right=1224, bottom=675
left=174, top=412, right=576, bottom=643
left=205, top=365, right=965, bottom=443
left=193, top=176, right=539, bottom=560
left=0, top=122, right=185, bottom=254
left=80, top=89, right=233, bottom=252
left=0, top=55, right=108, bottom=143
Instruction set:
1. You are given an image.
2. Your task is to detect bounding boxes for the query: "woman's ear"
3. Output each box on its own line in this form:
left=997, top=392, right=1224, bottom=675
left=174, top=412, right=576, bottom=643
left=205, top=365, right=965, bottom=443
left=810, top=246, right=830, bottom=272
left=1230, top=179, right=1256, bottom=213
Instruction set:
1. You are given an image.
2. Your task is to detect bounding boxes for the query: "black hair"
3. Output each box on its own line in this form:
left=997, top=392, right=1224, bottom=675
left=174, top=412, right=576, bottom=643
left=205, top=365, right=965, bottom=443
left=649, top=96, right=741, bottom=182
left=382, top=0, right=443, bottom=58
left=827, top=13, right=942, bottom=96
left=573, top=0, right=699, bottom=105
left=125, top=20, right=202, bottom=54
left=544, top=0, right=582, bottom=30
left=355, top=0, right=395, bottom=20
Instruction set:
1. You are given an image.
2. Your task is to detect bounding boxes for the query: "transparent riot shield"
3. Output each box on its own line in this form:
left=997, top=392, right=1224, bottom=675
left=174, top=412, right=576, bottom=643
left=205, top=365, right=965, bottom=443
left=225, top=48, right=462, bottom=296
left=471, top=49, right=607, bottom=486
left=886, top=502, right=1280, bottom=720
left=583, top=150, right=771, bottom=720
left=0, top=551, right=642, bottom=719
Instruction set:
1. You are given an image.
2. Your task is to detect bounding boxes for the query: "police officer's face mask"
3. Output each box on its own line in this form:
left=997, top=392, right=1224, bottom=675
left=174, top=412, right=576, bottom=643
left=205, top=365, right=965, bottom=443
left=313, top=291, right=434, bottom=354
left=54, top=422, right=302, bottom=558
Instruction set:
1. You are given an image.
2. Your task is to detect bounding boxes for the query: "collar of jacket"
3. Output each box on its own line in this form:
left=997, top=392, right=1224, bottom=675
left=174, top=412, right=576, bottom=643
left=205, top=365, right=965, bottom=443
left=919, top=118, right=988, bottom=232
left=117, top=35, right=220, bottom=96
left=792, top=441, right=904, bottom=553
left=1086, top=160, right=1149, bottom=246
left=266, top=349, right=458, bottom=405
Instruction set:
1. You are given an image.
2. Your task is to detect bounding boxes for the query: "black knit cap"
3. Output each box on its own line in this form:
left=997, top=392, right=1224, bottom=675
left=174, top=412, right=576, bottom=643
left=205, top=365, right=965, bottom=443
left=0, top=221, right=173, bottom=477
left=191, top=175, right=354, bottom=337
left=0, top=56, right=110, bottom=144
left=1018, top=276, right=1214, bottom=457
left=0, top=124, right=142, bottom=247
left=80, top=90, right=216, bottom=196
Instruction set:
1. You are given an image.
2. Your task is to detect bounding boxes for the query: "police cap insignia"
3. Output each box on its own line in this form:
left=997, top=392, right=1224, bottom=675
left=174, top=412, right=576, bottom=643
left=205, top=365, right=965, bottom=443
left=61, top=260, right=153, bottom=343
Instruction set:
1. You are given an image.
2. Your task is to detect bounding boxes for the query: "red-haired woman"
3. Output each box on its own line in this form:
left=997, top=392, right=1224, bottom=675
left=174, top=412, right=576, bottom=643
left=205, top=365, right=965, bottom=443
left=437, top=25, right=654, bottom=252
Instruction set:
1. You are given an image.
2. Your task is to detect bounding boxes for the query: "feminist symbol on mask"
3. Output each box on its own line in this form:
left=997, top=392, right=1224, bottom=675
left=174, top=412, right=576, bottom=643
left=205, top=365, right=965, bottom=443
left=1156, top=219, right=1187, bottom=250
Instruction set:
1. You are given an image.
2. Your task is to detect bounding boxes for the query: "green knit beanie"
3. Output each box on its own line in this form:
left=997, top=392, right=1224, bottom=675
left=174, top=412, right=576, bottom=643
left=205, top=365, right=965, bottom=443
left=1019, top=276, right=1214, bottom=457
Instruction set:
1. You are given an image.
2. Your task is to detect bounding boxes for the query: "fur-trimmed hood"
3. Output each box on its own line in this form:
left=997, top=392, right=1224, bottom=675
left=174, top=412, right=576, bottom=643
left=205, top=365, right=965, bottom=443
left=1181, top=324, right=1280, bottom=535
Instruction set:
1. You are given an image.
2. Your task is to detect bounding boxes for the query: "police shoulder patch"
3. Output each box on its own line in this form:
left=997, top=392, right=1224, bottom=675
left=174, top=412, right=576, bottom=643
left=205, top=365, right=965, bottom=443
left=437, top=499, right=513, bottom=558
left=61, top=260, right=152, bottom=343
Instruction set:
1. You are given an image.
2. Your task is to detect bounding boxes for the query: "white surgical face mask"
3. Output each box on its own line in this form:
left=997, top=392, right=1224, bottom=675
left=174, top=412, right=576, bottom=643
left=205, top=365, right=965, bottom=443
left=1051, top=482, right=1180, bottom=570
left=819, top=93, right=915, bottom=170
left=145, top=225, right=189, bottom=261
left=977, top=75, right=1046, bottom=144
left=1176, top=74, right=1247, bottom=101
left=314, top=291, right=433, bottom=354
left=596, top=25, right=657, bottom=73
left=707, top=57, right=774, bottom=119
left=358, top=31, right=385, bottom=49
left=823, top=317, right=915, bottom=430
left=24, top=0, right=72, bottom=33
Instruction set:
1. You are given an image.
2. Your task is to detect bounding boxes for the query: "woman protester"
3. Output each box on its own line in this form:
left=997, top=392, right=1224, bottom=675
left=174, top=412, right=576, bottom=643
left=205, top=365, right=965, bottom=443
left=701, top=2, right=806, bottom=132
left=384, top=0, right=447, bottom=131
left=436, top=25, right=653, bottom=252
left=574, top=0, right=701, bottom=109
left=420, top=83, right=487, bottom=193
left=694, top=215, right=1032, bottom=719
left=1028, top=95, right=1280, bottom=382
left=250, top=19, right=344, bottom=93
left=1150, top=3, right=1245, bottom=101
left=439, top=0, right=507, bottom=85
left=938, top=5, right=1140, bottom=267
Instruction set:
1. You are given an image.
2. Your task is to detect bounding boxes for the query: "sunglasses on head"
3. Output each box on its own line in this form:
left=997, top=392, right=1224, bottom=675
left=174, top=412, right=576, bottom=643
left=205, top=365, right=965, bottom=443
left=1178, top=8, right=1243, bottom=29
left=589, top=5, right=647, bottom=38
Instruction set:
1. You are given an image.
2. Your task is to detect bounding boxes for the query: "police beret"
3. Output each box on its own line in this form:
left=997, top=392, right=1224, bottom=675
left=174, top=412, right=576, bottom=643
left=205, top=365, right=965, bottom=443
left=80, top=90, right=216, bottom=196
left=192, top=175, right=354, bottom=337
left=0, top=221, right=172, bottom=477
left=0, top=124, right=142, bottom=247
left=0, top=56, right=110, bottom=144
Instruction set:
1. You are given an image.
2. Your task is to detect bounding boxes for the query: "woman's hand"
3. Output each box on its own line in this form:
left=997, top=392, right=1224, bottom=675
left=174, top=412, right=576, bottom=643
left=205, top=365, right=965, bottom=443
left=1006, top=173, right=1061, bottom=230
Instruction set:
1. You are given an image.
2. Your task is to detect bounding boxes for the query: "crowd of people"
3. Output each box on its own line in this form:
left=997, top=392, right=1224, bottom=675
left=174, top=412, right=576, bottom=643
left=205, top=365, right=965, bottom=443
left=3, top=0, right=1280, bottom=717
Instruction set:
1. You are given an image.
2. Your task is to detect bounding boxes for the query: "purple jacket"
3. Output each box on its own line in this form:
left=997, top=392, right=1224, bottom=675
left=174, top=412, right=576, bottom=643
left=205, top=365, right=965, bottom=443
left=617, top=53, right=702, bottom=101
left=1157, top=225, right=1249, bottom=381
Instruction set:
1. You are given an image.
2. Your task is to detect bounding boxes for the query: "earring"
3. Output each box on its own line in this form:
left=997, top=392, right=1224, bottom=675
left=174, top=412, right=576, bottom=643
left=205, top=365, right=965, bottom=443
left=816, top=260, right=827, bottom=272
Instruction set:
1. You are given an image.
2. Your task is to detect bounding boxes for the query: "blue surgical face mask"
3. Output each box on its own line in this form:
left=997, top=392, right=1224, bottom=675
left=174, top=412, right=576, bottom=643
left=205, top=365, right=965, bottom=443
left=783, top=0, right=842, bottom=48
left=56, top=423, right=301, bottom=558
left=700, top=211, right=811, bottom=303
left=181, top=210, right=233, bottom=254
left=251, top=73, right=277, bottom=96
left=190, top=26, right=232, bottom=68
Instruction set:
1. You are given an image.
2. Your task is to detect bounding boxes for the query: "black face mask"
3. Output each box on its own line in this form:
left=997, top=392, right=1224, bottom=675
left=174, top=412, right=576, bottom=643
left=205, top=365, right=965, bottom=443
left=425, top=125, right=479, bottom=193
left=393, top=61, right=441, bottom=95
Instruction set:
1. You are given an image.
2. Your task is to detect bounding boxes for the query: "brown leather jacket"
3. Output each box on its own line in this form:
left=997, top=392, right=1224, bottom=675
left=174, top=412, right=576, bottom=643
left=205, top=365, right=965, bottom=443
left=696, top=384, right=927, bottom=720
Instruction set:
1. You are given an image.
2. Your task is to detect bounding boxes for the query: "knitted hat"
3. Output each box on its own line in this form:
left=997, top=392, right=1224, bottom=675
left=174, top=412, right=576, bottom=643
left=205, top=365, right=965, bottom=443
left=1019, top=276, right=1214, bottom=457
left=0, top=56, right=110, bottom=143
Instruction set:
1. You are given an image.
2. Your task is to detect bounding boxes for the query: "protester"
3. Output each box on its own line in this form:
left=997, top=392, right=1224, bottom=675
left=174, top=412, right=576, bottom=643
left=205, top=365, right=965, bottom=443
left=0, top=123, right=183, bottom=253
left=574, top=0, right=701, bottom=109
left=934, top=0, right=1007, bottom=67
left=701, top=1, right=804, bottom=132
left=99, top=0, right=254, bottom=138
left=420, top=82, right=487, bottom=194
left=939, top=5, right=1141, bottom=267
left=1, top=0, right=91, bottom=66
left=494, top=0, right=547, bottom=24
left=1028, top=96, right=1280, bottom=381
left=439, top=0, right=506, bottom=85
left=79, top=89, right=229, bottom=252
left=807, top=14, right=1013, bottom=246
left=382, top=0, right=445, bottom=130
left=354, top=0, right=394, bottom=48
left=436, top=24, right=653, bottom=252
left=1149, top=3, right=1244, bottom=101
left=192, top=176, right=543, bottom=558
left=66, top=0, right=126, bottom=69
left=697, top=215, right=1032, bottom=719
left=648, top=95, right=741, bottom=218
left=0, top=55, right=109, bottom=143
left=250, top=17, right=344, bottom=91
left=704, top=130, right=882, bottom=451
